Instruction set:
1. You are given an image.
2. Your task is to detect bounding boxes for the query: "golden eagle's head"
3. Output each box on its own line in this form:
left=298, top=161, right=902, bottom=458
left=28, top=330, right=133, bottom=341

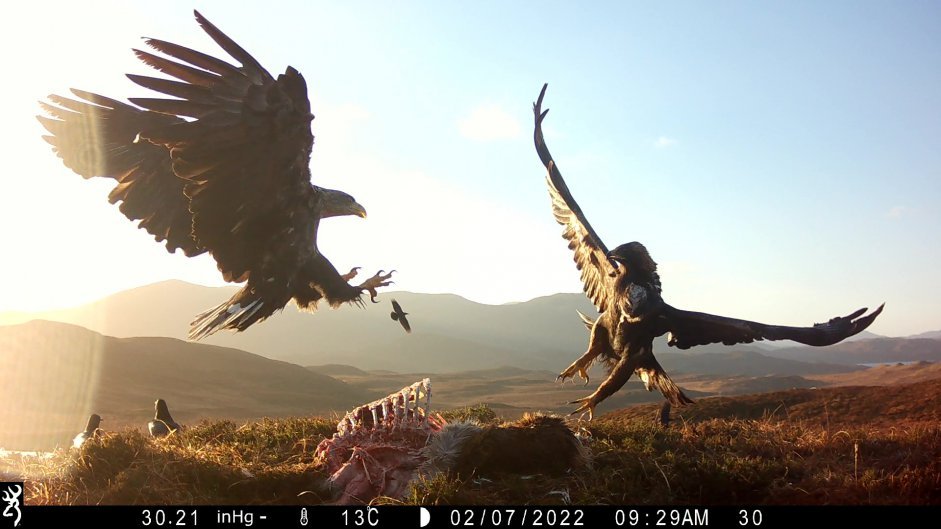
left=607, top=241, right=658, bottom=278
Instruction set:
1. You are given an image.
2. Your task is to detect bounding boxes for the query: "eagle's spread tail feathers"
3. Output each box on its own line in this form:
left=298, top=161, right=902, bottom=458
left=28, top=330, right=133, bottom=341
left=189, top=285, right=276, bottom=340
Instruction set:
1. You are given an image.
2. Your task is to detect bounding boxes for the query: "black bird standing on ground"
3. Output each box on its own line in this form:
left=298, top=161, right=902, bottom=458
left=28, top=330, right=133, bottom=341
left=533, top=84, right=883, bottom=419
left=38, top=10, right=393, bottom=340
left=390, top=299, right=412, bottom=333
left=72, top=414, right=102, bottom=448
left=148, top=399, right=182, bottom=438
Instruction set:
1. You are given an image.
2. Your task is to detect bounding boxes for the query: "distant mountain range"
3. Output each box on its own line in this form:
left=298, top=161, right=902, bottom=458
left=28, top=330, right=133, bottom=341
left=1, top=280, right=938, bottom=372
left=909, top=330, right=941, bottom=340
left=0, top=280, right=594, bottom=371
left=759, top=337, right=941, bottom=365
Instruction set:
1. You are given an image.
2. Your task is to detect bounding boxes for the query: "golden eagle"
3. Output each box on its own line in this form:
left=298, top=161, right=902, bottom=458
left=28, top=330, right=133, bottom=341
left=38, top=11, right=393, bottom=340
left=533, top=84, right=884, bottom=419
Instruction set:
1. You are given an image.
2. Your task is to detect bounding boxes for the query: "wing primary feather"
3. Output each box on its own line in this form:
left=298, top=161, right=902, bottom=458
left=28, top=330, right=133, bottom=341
left=127, top=74, right=215, bottom=103
left=128, top=97, right=222, bottom=118
left=43, top=94, right=102, bottom=115
left=144, top=38, right=241, bottom=78
left=65, top=89, right=135, bottom=110
left=193, top=10, right=273, bottom=83
left=133, top=49, right=221, bottom=87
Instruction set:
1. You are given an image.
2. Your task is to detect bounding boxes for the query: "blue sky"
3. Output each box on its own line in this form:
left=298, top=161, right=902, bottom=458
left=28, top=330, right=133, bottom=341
left=1, top=1, right=938, bottom=335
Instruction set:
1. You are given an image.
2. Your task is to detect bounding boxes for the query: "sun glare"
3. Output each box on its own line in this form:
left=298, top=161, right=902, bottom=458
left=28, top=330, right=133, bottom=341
left=0, top=321, right=104, bottom=462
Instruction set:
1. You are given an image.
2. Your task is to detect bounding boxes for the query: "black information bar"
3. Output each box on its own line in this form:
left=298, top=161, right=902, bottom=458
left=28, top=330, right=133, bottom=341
left=17, top=505, right=938, bottom=528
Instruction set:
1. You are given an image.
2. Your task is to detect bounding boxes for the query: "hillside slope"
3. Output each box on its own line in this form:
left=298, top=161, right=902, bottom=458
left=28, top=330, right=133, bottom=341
left=599, top=378, right=941, bottom=427
left=0, top=320, right=369, bottom=450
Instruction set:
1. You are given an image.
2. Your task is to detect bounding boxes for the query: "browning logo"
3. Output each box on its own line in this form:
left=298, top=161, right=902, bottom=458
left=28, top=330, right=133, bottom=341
left=1, top=483, right=22, bottom=528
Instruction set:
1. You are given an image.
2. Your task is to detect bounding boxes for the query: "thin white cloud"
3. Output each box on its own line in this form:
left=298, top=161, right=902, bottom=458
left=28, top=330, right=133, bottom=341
left=654, top=136, right=678, bottom=148
left=886, top=205, right=908, bottom=219
left=457, top=104, right=521, bottom=141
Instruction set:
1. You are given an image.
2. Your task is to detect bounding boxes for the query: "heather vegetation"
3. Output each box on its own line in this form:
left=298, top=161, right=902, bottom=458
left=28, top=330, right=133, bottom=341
left=15, top=387, right=941, bottom=506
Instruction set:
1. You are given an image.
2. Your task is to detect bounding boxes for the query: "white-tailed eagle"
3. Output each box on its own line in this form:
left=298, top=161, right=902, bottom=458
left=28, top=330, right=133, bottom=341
left=39, top=11, right=393, bottom=339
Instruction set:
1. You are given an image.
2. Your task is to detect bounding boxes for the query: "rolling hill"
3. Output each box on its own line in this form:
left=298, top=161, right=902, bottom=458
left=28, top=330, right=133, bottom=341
left=599, top=378, right=941, bottom=427
left=808, top=360, right=941, bottom=386
left=0, top=320, right=370, bottom=451
left=657, top=349, right=863, bottom=376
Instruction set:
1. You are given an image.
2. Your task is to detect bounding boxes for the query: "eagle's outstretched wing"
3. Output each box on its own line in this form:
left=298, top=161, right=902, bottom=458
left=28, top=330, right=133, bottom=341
left=126, top=10, right=320, bottom=285
left=662, top=303, right=885, bottom=349
left=533, top=84, right=617, bottom=313
left=38, top=90, right=199, bottom=256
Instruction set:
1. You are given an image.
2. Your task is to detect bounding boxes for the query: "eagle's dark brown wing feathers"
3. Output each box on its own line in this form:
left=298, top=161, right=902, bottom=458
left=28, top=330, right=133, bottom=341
left=663, top=303, right=885, bottom=349
left=125, top=10, right=318, bottom=288
left=533, top=84, right=616, bottom=314
left=37, top=90, right=198, bottom=256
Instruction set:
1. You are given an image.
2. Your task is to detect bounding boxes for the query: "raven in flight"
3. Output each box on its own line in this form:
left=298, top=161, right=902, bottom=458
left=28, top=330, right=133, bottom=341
left=39, top=11, right=393, bottom=340
left=533, top=84, right=883, bottom=419
left=390, top=299, right=412, bottom=333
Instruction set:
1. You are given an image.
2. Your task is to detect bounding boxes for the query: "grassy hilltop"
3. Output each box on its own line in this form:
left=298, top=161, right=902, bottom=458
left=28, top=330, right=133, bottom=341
left=9, top=380, right=941, bottom=506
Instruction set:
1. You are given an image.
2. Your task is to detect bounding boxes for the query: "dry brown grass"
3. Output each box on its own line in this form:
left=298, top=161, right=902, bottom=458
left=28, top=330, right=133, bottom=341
left=14, top=397, right=941, bottom=506
left=21, top=417, right=338, bottom=505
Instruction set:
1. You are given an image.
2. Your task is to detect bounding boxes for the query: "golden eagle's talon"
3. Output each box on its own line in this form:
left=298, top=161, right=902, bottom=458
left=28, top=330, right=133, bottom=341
left=569, top=396, right=596, bottom=421
left=558, top=363, right=590, bottom=386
